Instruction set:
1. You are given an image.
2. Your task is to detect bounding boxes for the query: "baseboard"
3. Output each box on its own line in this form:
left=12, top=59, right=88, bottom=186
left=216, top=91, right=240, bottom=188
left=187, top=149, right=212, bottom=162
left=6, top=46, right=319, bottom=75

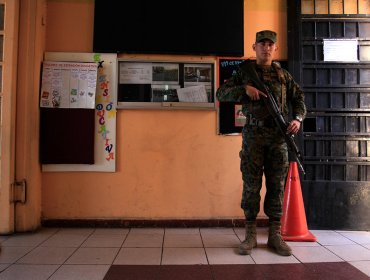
left=41, top=218, right=269, bottom=228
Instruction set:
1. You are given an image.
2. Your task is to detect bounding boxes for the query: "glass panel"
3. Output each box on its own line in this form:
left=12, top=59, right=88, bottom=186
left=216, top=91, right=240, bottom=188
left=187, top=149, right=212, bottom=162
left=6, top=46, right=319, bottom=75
left=302, top=0, right=315, bottom=14
left=317, top=22, right=330, bottom=38
left=344, top=22, right=357, bottom=38
left=330, top=0, right=344, bottom=14
left=344, top=0, right=359, bottom=14
left=359, top=22, right=370, bottom=37
left=360, top=69, right=370, bottom=84
left=359, top=45, right=370, bottom=61
left=316, top=0, right=329, bottom=14
left=331, top=21, right=344, bottom=38
left=303, top=45, right=316, bottom=60
left=302, top=22, right=315, bottom=38
left=359, top=0, right=370, bottom=14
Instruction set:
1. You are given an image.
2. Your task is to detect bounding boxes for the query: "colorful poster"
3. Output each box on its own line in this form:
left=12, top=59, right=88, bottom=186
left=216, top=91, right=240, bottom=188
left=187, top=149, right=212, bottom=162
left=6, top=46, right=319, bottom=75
left=40, top=61, right=98, bottom=109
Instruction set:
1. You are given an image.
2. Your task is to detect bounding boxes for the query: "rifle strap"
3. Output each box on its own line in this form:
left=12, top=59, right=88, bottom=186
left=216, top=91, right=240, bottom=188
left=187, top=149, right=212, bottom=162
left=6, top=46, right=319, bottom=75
left=272, top=61, right=286, bottom=111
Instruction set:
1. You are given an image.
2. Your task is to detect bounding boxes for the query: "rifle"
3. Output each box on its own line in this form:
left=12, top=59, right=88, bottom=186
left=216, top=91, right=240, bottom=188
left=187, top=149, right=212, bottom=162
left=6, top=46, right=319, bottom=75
left=242, top=61, right=305, bottom=174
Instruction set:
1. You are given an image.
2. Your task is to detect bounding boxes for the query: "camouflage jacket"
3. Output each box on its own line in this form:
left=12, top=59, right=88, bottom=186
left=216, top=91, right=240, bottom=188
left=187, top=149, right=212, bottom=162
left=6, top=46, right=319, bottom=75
left=216, top=61, right=306, bottom=121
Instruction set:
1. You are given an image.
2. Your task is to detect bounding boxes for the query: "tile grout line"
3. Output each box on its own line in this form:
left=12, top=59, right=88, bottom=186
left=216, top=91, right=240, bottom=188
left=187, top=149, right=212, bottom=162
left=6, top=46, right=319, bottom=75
left=199, top=228, right=211, bottom=265
left=160, top=228, right=166, bottom=265
left=110, top=228, right=131, bottom=266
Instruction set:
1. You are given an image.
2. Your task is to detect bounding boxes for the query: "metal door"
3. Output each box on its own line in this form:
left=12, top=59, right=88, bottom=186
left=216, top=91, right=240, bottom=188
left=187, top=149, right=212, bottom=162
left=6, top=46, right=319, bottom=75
left=288, top=0, right=370, bottom=229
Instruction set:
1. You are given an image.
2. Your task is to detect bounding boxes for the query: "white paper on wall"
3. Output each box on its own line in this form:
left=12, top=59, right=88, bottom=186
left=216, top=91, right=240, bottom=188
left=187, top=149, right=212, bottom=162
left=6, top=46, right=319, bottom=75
left=323, top=39, right=359, bottom=62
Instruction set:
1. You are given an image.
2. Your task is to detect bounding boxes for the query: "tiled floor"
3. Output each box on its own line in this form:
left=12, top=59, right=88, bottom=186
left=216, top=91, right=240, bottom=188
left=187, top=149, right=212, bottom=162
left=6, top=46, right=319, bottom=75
left=0, top=227, right=369, bottom=279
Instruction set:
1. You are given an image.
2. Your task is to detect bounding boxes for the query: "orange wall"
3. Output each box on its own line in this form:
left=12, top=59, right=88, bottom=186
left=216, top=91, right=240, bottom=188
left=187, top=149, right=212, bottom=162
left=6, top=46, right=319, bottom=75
left=42, top=0, right=287, bottom=220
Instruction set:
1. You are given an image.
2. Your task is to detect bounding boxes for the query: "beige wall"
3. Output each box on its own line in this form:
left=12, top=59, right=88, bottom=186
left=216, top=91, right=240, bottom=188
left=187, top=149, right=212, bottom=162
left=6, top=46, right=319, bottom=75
left=41, top=0, right=287, bottom=221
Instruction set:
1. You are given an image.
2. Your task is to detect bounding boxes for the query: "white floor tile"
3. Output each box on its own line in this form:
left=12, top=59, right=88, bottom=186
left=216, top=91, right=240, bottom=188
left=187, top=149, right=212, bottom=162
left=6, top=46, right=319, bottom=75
left=0, top=236, right=9, bottom=243
left=0, top=264, right=10, bottom=273
left=292, top=246, right=344, bottom=263
left=165, top=228, right=200, bottom=235
left=202, top=234, right=240, bottom=248
left=206, top=247, right=255, bottom=264
left=56, top=228, right=94, bottom=236
left=0, top=264, right=59, bottom=280
left=349, top=261, right=370, bottom=277
left=113, top=248, right=162, bottom=265
left=17, top=247, right=76, bottom=264
left=122, top=234, right=163, bottom=248
left=162, top=248, right=208, bottom=265
left=0, top=246, right=34, bottom=264
left=286, top=241, right=320, bottom=247
left=92, top=228, right=130, bottom=236
left=1, top=233, right=52, bottom=247
left=40, top=235, right=88, bottom=248
left=129, top=228, right=164, bottom=235
left=200, top=228, right=235, bottom=235
left=251, top=247, right=300, bottom=264
left=234, top=228, right=244, bottom=241
left=66, top=247, right=119, bottom=264
left=82, top=235, right=125, bottom=247
left=163, top=234, right=203, bottom=247
left=310, top=230, right=355, bottom=246
left=337, top=231, right=370, bottom=244
left=49, top=264, right=110, bottom=280
left=326, top=244, right=370, bottom=261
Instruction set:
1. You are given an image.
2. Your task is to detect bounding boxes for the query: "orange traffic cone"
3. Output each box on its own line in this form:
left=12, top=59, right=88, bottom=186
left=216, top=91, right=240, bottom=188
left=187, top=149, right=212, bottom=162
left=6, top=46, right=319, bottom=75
left=281, top=162, right=316, bottom=242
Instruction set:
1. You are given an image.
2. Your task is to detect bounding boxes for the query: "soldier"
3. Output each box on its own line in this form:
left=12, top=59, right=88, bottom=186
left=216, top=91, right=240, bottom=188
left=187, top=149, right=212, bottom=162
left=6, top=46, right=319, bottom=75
left=216, top=30, right=306, bottom=256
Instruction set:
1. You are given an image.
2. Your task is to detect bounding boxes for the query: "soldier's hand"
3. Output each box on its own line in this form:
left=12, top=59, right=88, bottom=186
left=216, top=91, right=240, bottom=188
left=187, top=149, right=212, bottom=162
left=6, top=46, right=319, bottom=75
left=287, top=120, right=301, bottom=135
left=245, top=85, right=267, bottom=100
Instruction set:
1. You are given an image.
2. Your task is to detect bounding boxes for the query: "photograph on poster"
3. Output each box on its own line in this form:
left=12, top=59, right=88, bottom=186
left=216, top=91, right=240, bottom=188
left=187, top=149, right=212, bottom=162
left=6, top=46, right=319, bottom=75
left=235, top=104, right=246, bottom=127
left=152, top=63, right=179, bottom=84
left=184, top=64, right=213, bottom=102
left=151, top=85, right=180, bottom=102
left=184, top=64, right=212, bottom=83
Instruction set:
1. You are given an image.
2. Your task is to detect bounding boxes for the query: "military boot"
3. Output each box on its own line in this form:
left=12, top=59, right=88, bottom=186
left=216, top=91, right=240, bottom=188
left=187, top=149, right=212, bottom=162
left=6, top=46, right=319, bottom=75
left=267, top=221, right=292, bottom=256
left=239, top=221, right=257, bottom=255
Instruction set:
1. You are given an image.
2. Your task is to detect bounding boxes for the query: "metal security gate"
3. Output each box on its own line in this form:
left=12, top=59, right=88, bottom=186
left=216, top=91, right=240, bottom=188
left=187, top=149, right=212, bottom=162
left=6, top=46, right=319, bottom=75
left=288, top=0, right=370, bottom=229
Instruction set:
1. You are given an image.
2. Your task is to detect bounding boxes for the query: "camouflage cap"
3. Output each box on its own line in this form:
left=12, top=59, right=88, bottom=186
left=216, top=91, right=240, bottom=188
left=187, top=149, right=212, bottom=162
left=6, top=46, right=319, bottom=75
left=256, top=30, right=277, bottom=43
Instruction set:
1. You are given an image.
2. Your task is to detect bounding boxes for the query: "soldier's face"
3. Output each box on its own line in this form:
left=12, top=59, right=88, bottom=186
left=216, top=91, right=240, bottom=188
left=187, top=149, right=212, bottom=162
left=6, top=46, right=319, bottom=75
left=253, top=40, right=278, bottom=65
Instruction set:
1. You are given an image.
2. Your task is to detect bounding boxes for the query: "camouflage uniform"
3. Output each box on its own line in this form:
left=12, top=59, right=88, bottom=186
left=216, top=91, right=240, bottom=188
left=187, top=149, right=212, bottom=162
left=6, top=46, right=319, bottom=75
left=216, top=61, right=306, bottom=221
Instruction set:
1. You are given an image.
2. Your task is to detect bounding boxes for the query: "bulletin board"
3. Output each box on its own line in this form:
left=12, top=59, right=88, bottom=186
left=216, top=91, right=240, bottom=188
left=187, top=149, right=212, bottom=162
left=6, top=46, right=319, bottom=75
left=41, top=52, right=117, bottom=172
left=217, top=58, right=247, bottom=135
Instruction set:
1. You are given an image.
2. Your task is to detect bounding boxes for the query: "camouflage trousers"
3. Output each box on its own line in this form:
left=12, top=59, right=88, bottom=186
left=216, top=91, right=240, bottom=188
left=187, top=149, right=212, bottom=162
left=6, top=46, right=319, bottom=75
left=240, top=125, right=289, bottom=221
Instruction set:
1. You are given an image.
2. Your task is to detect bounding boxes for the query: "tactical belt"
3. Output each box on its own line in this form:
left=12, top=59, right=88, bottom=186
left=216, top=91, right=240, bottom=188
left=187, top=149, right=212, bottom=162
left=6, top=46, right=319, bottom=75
left=247, top=115, right=276, bottom=128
